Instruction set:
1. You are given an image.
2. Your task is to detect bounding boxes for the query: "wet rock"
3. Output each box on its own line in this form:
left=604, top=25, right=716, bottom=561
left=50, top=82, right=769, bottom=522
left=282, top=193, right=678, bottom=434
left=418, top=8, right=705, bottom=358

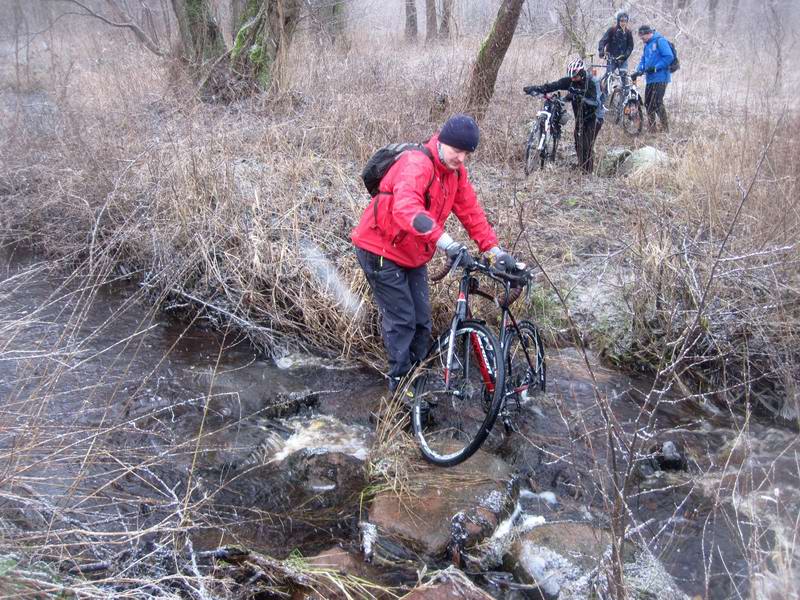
left=501, top=522, right=690, bottom=600
left=367, top=448, right=513, bottom=561
left=618, top=145, right=668, bottom=176
left=290, top=546, right=391, bottom=599
left=403, top=567, right=495, bottom=599
left=654, top=440, right=687, bottom=471
left=597, top=146, right=632, bottom=177
left=282, top=448, right=367, bottom=504
left=505, top=522, right=610, bottom=598
left=198, top=416, right=372, bottom=554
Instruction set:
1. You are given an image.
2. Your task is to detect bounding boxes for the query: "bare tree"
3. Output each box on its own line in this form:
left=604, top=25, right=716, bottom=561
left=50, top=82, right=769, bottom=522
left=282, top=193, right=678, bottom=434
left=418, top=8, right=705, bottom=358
left=727, top=0, right=740, bottom=28
left=307, top=0, right=348, bottom=47
left=49, top=0, right=167, bottom=56
left=765, top=0, right=786, bottom=92
left=405, top=0, right=417, bottom=42
left=464, top=0, right=525, bottom=120
left=425, top=0, right=437, bottom=42
left=709, top=0, right=719, bottom=34
left=46, top=0, right=301, bottom=95
left=439, top=0, right=454, bottom=38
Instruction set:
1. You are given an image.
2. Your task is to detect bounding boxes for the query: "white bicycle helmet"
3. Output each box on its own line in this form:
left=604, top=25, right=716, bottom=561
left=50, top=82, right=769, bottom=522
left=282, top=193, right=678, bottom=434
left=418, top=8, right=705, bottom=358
left=567, top=57, right=586, bottom=78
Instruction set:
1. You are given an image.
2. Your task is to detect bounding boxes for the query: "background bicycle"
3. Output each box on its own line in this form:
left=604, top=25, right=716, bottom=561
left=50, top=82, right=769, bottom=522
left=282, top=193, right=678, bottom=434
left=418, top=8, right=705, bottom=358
left=523, top=91, right=568, bottom=176
left=608, top=69, right=644, bottom=135
left=593, top=62, right=643, bottom=136
left=409, top=254, right=546, bottom=467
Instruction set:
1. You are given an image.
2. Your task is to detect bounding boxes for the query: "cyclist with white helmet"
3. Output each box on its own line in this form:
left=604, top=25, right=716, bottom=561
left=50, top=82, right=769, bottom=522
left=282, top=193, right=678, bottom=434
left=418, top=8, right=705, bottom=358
left=523, top=58, right=604, bottom=173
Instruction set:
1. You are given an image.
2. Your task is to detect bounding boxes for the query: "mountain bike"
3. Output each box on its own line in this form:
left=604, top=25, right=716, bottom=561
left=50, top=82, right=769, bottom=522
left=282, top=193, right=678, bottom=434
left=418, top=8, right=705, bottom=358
left=524, top=91, right=568, bottom=176
left=409, top=255, right=546, bottom=467
left=596, top=57, right=625, bottom=100
left=608, top=69, right=643, bottom=136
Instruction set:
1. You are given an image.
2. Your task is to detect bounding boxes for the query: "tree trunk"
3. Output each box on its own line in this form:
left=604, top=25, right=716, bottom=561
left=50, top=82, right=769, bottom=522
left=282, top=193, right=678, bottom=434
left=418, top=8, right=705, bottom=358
left=169, top=0, right=300, bottom=96
left=439, top=0, right=454, bottom=37
left=708, top=0, right=719, bottom=33
left=425, top=0, right=437, bottom=42
left=170, top=0, right=224, bottom=63
left=405, top=0, right=418, bottom=42
left=726, top=0, right=739, bottom=28
left=231, top=0, right=302, bottom=90
left=464, top=0, right=525, bottom=120
left=308, top=0, right=347, bottom=46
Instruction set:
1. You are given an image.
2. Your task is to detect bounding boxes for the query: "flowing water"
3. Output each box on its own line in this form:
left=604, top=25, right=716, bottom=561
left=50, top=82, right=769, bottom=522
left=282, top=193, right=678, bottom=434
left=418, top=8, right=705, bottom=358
left=0, top=246, right=797, bottom=598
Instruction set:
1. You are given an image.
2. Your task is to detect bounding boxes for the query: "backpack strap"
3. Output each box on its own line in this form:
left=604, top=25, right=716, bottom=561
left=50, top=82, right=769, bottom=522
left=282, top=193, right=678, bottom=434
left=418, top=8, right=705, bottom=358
left=372, top=145, right=436, bottom=226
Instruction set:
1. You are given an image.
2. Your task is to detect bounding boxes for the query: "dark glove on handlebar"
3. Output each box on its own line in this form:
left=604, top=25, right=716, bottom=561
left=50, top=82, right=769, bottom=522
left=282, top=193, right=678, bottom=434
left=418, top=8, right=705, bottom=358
left=630, top=71, right=641, bottom=80
left=493, top=251, right=517, bottom=272
left=445, top=242, right=475, bottom=269
left=523, top=85, right=542, bottom=95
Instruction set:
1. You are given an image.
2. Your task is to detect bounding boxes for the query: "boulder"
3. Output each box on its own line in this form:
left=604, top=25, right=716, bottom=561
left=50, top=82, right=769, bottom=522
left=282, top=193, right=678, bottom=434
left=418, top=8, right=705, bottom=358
left=290, top=546, right=391, bottom=600
left=505, top=522, right=610, bottom=599
left=367, top=448, right=513, bottom=560
left=597, top=147, right=632, bottom=177
left=503, top=522, right=690, bottom=600
left=618, top=146, right=668, bottom=176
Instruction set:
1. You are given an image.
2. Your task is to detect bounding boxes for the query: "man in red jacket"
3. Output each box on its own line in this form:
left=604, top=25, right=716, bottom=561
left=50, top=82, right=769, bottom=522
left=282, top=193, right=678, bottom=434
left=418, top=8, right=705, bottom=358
left=351, top=114, right=516, bottom=392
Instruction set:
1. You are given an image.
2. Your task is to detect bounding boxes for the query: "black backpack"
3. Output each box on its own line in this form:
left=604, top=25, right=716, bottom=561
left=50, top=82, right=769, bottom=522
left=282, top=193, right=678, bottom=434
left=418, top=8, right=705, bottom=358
left=666, top=39, right=680, bottom=73
left=361, top=143, right=434, bottom=199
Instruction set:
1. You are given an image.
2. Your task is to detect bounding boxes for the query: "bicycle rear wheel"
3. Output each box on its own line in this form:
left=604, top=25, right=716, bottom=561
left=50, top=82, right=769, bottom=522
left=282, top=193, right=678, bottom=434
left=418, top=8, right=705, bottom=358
left=524, top=120, right=547, bottom=176
left=504, top=320, right=546, bottom=403
left=411, top=320, right=505, bottom=467
left=622, top=100, right=643, bottom=136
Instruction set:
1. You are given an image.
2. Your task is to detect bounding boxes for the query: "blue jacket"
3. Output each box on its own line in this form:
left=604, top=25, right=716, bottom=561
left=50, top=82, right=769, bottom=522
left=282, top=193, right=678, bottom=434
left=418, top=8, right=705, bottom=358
left=637, top=31, right=673, bottom=84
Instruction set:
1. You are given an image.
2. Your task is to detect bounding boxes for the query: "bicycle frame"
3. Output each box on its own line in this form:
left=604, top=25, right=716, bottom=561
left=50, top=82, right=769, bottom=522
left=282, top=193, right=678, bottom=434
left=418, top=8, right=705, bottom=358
left=442, top=271, right=497, bottom=394
left=440, top=264, right=538, bottom=403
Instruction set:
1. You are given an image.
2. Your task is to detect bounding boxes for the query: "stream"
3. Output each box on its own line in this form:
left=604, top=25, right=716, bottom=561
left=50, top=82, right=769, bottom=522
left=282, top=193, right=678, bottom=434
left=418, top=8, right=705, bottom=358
left=1, top=246, right=797, bottom=599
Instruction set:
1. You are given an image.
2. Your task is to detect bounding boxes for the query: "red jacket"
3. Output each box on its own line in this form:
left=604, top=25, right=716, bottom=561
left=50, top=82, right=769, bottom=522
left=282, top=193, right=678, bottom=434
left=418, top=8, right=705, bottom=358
left=351, top=135, right=498, bottom=268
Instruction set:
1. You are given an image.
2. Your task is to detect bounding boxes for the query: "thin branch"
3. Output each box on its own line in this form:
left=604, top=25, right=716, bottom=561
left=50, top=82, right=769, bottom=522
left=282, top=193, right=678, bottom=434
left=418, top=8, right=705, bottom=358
left=47, top=0, right=166, bottom=56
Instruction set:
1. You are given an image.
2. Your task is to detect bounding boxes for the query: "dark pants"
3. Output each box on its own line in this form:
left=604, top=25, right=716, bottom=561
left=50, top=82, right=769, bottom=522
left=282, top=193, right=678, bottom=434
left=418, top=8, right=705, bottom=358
left=574, top=117, right=602, bottom=173
left=355, top=247, right=432, bottom=379
left=644, top=82, right=669, bottom=131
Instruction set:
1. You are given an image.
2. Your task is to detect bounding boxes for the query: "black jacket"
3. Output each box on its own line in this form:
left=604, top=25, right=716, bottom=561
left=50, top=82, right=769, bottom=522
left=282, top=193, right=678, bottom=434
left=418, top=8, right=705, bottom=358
left=598, top=25, right=634, bottom=61
left=536, top=76, right=601, bottom=122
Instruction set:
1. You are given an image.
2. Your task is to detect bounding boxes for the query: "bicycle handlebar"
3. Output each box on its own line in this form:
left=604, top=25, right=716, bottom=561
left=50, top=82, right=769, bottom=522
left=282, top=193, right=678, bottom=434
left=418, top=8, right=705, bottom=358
left=429, top=255, right=534, bottom=307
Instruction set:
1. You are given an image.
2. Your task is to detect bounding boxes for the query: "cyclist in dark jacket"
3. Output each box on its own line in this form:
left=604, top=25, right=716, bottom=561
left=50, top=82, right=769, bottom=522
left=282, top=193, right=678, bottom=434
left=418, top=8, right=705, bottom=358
left=351, top=114, right=517, bottom=393
left=523, top=58, right=603, bottom=173
left=598, top=11, right=634, bottom=71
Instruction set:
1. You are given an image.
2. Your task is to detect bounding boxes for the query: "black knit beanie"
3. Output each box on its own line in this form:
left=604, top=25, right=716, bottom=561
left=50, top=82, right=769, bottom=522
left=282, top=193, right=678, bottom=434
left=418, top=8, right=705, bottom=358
left=438, top=114, right=480, bottom=152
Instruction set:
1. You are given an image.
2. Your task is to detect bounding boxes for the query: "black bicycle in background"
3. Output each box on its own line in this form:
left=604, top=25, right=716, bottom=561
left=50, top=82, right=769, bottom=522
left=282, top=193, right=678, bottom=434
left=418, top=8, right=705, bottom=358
left=408, top=255, right=546, bottom=467
left=523, top=91, right=568, bottom=176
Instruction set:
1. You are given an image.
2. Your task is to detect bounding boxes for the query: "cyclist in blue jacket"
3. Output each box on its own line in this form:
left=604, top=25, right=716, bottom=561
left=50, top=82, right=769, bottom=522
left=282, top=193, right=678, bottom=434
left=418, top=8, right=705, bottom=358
left=631, top=25, right=673, bottom=132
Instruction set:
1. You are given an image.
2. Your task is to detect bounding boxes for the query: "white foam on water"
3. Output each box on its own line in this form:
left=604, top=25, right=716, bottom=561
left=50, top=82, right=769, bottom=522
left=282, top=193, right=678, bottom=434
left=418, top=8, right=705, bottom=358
left=269, top=414, right=371, bottom=463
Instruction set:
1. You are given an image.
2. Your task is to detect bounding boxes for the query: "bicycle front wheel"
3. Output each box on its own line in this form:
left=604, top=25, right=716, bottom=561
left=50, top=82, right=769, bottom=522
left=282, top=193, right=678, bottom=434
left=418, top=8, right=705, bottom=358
left=504, top=320, right=546, bottom=403
left=609, top=89, right=623, bottom=124
left=524, top=120, right=546, bottom=176
left=622, top=100, right=643, bottom=136
left=411, top=320, right=505, bottom=467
